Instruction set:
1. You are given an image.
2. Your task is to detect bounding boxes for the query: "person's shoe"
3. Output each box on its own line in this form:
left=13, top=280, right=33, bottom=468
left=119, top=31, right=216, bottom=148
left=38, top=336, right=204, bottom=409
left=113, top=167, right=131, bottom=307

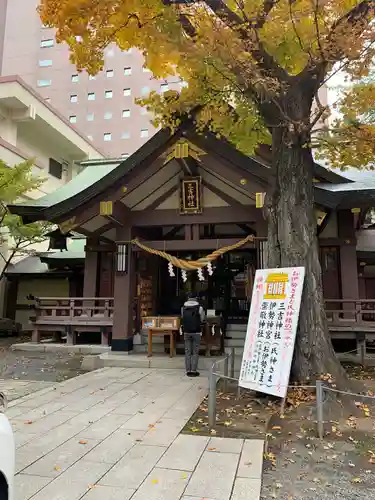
left=186, top=372, right=194, bottom=377
left=191, top=371, right=200, bottom=377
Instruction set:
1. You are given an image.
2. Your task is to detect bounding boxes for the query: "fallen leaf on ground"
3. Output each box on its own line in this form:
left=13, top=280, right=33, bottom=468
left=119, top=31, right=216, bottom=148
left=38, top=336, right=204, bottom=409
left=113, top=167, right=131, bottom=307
left=54, top=465, right=60, bottom=471
left=275, top=483, right=282, bottom=489
left=207, top=447, right=216, bottom=451
left=272, top=426, right=282, bottom=431
left=190, top=427, right=200, bottom=432
left=24, top=421, right=33, bottom=425
left=151, top=479, right=158, bottom=484
left=148, top=424, right=155, bottom=429
left=224, top=420, right=232, bottom=427
left=181, top=473, right=188, bottom=479
left=352, top=477, right=362, bottom=483
left=210, top=429, right=217, bottom=435
left=87, top=485, right=98, bottom=490
left=79, top=440, right=88, bottom=445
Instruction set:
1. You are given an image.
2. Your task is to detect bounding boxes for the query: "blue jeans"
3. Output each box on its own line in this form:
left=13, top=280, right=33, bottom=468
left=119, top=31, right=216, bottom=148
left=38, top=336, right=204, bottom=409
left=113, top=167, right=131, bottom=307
left=184, top=333, right=201, bottom=373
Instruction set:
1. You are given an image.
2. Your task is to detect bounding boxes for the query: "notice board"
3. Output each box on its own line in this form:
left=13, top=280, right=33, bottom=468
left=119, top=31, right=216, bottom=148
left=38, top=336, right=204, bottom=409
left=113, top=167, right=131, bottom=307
left=239, top=267, right=305, bottom=398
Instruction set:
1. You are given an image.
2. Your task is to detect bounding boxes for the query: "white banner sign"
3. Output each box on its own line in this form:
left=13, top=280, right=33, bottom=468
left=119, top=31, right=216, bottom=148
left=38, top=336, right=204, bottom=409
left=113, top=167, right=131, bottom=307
left=239, top=267, right=305, bottom=398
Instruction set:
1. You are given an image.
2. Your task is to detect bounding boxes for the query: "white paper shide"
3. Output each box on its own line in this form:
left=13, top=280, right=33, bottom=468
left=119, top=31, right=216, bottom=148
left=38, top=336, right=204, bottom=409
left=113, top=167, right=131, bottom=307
left=239, top=267, right=305, bottom=398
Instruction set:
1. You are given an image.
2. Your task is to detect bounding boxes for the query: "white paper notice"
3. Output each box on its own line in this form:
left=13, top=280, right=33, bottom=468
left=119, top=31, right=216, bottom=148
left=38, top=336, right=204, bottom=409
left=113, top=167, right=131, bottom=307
left=239, top=267, right=305, bottom=398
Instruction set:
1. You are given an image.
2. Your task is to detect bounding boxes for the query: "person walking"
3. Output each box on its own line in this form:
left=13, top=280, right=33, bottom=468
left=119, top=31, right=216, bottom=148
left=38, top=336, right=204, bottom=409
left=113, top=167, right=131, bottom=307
left=181, top=293, right=205, bottom=377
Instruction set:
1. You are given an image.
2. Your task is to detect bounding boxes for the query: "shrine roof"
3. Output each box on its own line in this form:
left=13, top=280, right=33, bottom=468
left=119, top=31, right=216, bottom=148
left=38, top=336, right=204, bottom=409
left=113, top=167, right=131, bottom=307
left=5, top=238, right=86, bottom=277
left=7, top=117, right=374, bottom=223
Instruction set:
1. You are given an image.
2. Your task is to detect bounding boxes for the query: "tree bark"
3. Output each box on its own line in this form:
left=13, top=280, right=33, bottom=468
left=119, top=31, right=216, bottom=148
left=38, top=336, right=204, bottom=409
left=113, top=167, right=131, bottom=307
left=266, top=126, right=348, bottom=385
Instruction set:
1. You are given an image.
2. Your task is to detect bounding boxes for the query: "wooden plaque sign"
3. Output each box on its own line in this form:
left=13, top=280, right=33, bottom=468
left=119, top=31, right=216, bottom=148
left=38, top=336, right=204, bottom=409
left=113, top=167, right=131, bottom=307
left=181, top=177, right=202, bottom=214
left=180, top=176, right=202, bottom=214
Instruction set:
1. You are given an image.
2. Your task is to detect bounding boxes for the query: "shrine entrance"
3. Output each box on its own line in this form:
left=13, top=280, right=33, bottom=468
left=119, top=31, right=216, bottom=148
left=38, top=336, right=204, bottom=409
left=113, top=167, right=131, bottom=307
left=140, top=249, right=257, bottom=325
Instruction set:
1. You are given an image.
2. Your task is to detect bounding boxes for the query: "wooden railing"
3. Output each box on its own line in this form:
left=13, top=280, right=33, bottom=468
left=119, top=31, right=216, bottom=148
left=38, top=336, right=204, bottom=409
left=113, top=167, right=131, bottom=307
left=325, top=299, right=375, bottom=330
left=31, top=297, right=115, bottom=344
left=33, top=297, right=114, bottom=323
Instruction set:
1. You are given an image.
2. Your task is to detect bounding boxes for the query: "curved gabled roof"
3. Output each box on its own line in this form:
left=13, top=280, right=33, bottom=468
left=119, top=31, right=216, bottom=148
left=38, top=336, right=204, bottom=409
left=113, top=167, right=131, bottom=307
left=8, top=116, right=372, bottom=225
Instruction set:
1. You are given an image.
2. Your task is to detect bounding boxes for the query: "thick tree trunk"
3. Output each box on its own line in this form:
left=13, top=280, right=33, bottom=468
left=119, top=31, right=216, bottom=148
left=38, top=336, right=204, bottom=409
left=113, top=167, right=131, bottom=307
left=266, top=127, right=348, bottom=385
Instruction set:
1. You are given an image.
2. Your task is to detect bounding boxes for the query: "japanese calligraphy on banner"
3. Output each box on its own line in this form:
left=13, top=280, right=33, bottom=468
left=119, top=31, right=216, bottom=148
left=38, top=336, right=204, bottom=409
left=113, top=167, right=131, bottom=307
left=239, top=267, right=305, bottom=398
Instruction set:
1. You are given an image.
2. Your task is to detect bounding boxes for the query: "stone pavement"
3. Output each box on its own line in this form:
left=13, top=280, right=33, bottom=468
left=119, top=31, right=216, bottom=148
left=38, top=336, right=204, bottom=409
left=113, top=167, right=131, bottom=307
left=0, top=379, right=55, bottom=401
left=9, top=367, right=264, bottom=500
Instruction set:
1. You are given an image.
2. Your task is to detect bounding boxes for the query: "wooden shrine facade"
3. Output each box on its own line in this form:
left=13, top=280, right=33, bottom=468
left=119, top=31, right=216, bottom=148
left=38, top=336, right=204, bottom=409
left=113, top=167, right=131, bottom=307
left=8, top=119, right=375, bottom=351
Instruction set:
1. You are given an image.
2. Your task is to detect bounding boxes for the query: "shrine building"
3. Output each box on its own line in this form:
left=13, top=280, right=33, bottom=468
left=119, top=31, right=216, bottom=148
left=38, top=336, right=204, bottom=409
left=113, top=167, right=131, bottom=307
left=7, top=116, right=375, bottom=356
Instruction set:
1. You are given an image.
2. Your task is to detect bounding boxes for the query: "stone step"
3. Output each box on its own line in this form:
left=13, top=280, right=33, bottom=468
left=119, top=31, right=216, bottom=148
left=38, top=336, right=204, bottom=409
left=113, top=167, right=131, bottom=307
left=98, top=352, right=224, bottom=371
left=225, top=346, right=244, bottom=357
left=224, top=330, right=247, bottom=340
left=226, top=323, right=247, bottom=332
left=224, top=338, right=245, bottom=348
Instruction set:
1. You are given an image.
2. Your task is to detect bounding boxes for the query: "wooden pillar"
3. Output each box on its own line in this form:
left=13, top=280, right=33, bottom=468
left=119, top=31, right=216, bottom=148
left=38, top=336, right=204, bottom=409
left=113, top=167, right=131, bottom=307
left=83, top=242, right=99, bottom=297
left=255, top=216, right=268, bottom=269
left=98, top=252, right=115, bottom=297
left=338, top=210, right=359, bottom=301
left=111, top=226, right=136, bottom=352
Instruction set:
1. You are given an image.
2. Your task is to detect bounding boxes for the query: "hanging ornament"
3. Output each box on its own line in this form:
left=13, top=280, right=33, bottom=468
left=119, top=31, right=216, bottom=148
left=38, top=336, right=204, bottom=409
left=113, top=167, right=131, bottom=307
left=181, top=270, right=187, bottom=282
left=197, top=268, right=204, bottom=281
left=207, top=261, right=213, bottom=276
left=168, top=262, right=175, bottom=277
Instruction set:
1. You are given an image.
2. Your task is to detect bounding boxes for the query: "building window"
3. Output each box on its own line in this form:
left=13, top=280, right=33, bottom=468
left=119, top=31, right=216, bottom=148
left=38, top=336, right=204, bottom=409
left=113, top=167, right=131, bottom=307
left=40, top=39, right=54, bottom=48
left=88, top=92, right=95, bottom=101
left=89, top=74, right=96, bottom=80
left=104, top=111, right=112, bottom=120
left=49, top=158, right=63, bottom=179
left=105, top=90, right=113, bottom=99
left=106, top=70, right=114, bottom=78
left=160, top=83, right=169, bottom=93
left=141, top=86, right=150, bottom=96
left=140, top=129, right=149, bottom=138
left=124, top=67, right=132, bottom=76
left=70, top=94, right=78, bottom=103
left=69, top=115, right=77, bottom=123
left=121, top=153, right=130, bottom=158
left=37, top=79, right=51, bottom=87
left=122, top=109, right=131, bottom=118
left=123, top=88, right=131, bottom=97
left=87, top=113, right=94, bottom=121
left=122, top=131, right=130, bottom=140
left=39, top=59, right=52, bottom=67
left=143, top=67, right=151, bottom=73
left=104, top=133, right=112, bottom=141
left=71, top=74, right=79, bottom=83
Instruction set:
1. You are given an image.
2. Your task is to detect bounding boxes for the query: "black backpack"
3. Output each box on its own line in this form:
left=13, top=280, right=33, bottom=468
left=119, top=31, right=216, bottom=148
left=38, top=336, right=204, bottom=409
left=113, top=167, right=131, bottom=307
left=182, top=304, right=201, bottom=334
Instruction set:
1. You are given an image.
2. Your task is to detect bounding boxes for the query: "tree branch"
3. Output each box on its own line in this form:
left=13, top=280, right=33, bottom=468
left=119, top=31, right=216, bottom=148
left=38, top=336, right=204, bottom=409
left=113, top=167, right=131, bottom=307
left=193, top=0, right=291, bottom=81
left=326, top=0, right=375, bottom=62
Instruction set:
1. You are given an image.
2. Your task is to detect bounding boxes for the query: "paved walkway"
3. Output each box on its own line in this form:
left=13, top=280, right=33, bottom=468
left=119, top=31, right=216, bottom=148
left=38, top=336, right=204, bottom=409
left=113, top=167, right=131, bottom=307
left=8, top=368, right=263, bottom=500
left=0, top=379, right=55, bottom=401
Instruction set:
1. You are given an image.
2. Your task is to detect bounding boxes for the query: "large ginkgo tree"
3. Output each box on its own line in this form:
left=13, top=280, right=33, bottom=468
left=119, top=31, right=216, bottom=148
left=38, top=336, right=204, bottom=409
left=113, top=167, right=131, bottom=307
left=39, top=0, right=375, bottom=384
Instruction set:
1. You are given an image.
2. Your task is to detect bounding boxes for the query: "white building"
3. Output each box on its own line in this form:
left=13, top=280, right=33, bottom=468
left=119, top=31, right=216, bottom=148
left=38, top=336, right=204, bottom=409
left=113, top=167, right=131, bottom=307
left=0, top=75, right=105, bottom=315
